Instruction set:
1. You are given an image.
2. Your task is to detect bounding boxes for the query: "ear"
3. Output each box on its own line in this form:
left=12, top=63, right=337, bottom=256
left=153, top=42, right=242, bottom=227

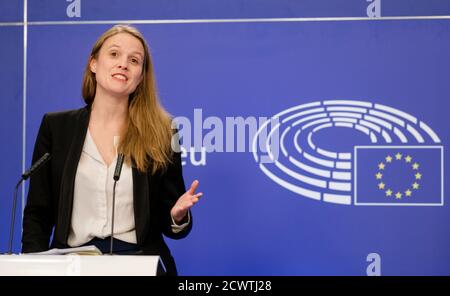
left=89, top=58, right=97, bottom=73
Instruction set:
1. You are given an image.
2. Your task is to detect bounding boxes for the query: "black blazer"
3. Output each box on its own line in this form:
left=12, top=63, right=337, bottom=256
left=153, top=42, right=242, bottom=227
left=21, top=105, right=192, bottom=275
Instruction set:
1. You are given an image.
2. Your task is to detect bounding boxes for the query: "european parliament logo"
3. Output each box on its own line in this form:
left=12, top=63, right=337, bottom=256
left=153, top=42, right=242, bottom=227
left=252, top=100, right=444, bottom=207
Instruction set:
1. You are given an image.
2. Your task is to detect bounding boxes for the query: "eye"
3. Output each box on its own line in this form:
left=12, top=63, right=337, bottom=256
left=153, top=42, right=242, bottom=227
left=110, top=51, right=118, bottom=57
left=131, top=58, right=140, bottom=64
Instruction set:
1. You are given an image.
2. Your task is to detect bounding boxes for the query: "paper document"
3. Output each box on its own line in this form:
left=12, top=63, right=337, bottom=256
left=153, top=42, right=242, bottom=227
left=30, top=245, right=102, bottom=255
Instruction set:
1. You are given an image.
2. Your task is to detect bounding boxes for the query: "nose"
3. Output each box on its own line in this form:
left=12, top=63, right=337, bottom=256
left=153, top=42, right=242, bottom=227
left=117, top=57, right=129, bottom=70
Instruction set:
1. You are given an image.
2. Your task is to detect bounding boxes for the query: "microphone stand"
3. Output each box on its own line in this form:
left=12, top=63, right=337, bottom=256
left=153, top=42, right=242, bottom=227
left=110, top=153, right=125, bottom=255
left=8, top=180, right=24, bottom=254
left=7, top=152, right=51, bottom=254
left=110, top=181, right=118, bottom=255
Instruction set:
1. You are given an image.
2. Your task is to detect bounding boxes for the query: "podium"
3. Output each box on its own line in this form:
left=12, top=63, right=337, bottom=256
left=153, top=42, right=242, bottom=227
left=0, top=255, right=166, bottom=276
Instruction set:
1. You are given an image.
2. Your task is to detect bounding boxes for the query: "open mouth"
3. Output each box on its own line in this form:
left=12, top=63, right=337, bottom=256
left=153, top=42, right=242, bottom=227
left=112, top=73, right=128, bottom=81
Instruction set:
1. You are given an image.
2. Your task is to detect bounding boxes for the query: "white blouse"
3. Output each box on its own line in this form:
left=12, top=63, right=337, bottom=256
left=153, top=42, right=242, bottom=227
left=68, top=129, right=189, bottom=247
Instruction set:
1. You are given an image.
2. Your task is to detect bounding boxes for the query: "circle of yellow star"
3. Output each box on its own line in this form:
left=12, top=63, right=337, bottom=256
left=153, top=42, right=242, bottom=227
left=376, top=152, right=421, bottom=201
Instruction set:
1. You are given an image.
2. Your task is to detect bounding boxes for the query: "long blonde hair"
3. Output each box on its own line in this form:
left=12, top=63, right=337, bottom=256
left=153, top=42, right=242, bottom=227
left=82, top=25, right=173, bottom=174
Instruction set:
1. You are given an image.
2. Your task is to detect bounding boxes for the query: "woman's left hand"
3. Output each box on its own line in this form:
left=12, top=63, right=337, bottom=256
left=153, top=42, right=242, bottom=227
left=170, top=180, right=202, bottom=224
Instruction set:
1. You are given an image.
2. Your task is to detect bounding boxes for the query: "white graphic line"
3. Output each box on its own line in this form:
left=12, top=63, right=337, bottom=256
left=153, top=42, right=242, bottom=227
left=406, top=124, right=425, bottom=143
left=393, top=127, right=408, bottom=143
left=332, top=171, right=352, bottom=181
left=381, top=130, right=392, bottom=143
left=292, top=113, right=327, bottom=127
left=2, top=15, right=450, bottom=27
left=0, top=22, right=24, bottom=26
left=316, top=148, right=338, bottom=159
left=328, top=181, right=352, bottom=192
left=326, top=106, right=367, bottom=113
left=294, top=129, right=303, bottom=154
left=323, top=193, right=351, bottom=205
left=363, top=115, right=393, bottom=130
left=369, top=131, right=377, bottom=143
left=260, top=164, right=321, bottom=201
left=359, top=119, right=382, bottom=133
left=276, top=102, right=322, bottom=118
left=311, top=122, right=333, bottom=133
left=282, top=107, right=324, bottom=124
left=21, top=0, right=28, bottom=228
left=289, top=156, right=331, bottom=178
left=334, top=122, right=354, bottom=128
left=280, top=126, right=290, bottom=157
left=303, top=119, right=331, bottom=130
left=252, top=117, right=270, bottom=162
left=329, top=112, right=362, bottom=119
left=19, top=15, right=450, bottom=26
left=374, top=104, right=418, bottom=124
left=303, top=152, right=335, bottom=168
left=338, top=153, right=351, bottom=160
left=420, top=121, right=441, bottom=143
left=369, top=110, right=405, bottom=127
left=274, top=160, right=327, bottom=188
left=323, top=100, right=373, bottom=107
left=355, top=124, right=370, bottom=136
left=335, top=161, right=352, bottom=170
left=265, top=122, right=280, bottom=161
left=332, top=117, right=358, bottom=124
left=307, top=132, right=316, bottom=150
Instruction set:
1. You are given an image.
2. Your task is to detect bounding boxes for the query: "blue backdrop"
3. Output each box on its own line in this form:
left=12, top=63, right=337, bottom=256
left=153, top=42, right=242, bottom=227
left=1, top=0, right=449, bottom=275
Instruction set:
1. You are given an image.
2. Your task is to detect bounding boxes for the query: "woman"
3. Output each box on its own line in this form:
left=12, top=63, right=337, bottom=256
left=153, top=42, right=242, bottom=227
left=21, top=25, right=202, bottom=275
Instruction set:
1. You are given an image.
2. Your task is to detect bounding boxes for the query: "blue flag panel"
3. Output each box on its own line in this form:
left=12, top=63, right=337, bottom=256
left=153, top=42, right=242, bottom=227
left=355, top=146, right=443, bottom=206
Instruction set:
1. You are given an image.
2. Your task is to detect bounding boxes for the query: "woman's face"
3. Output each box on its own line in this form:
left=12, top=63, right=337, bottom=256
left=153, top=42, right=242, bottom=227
left=90, top=32, right=145, bottom=100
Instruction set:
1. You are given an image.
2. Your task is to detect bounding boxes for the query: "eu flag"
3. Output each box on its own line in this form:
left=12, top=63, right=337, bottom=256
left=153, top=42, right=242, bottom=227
left=354, top=146, right=443, bottom=206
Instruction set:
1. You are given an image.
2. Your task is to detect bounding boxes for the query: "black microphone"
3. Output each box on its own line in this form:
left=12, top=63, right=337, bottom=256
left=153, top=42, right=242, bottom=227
left=22, top=153, right=51, bottom=180
left=113, top=153, right=125, bottom=181
left=110, top=153, right=125, bottom=255
left=8, top=153, right=51, bottom=254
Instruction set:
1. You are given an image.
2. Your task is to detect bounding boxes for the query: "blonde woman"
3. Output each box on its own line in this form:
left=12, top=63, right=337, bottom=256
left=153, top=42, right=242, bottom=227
left=22, top=25, right=202, bottom=275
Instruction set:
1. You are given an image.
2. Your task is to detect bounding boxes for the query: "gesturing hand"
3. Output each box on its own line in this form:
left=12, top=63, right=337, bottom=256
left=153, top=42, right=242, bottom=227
left=170, top=180, right=202, bottom=224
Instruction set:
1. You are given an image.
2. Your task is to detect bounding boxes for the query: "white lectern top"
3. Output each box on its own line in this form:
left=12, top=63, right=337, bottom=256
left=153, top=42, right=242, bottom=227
left=0, top=255, right=164, bottom=276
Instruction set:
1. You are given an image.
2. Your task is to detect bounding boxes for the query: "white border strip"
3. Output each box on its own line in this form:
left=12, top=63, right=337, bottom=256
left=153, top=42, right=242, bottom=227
left=2, top=15, right=450, bottom=26
left=21, top=0, right=28, bottom=229
left=0, top=22, right=24, bottom=26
